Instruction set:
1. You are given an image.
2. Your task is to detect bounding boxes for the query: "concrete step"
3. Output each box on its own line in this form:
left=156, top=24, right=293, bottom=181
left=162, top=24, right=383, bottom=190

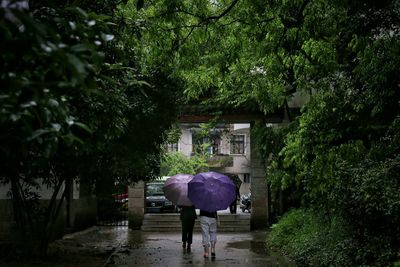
left=141, top=213, right=250, bottom=232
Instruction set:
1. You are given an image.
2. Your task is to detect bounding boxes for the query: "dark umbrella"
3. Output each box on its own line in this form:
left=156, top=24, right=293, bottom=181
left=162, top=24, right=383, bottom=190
left=162, top=174, right=194, bottom=206
left=188, top=171, right=236, bottom=212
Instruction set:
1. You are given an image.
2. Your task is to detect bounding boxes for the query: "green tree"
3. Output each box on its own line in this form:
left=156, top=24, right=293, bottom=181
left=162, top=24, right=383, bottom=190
left=0, top=0, right=183, bottom=256
left=160, top=152, right=209, bottom=176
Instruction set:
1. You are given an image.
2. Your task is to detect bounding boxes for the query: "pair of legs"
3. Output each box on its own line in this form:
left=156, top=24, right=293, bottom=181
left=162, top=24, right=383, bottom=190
left=181, top=219, right=195, bottom=250
left=229, top=200, right=237, bottom=214
left=200, top=216, right=217, bottom=258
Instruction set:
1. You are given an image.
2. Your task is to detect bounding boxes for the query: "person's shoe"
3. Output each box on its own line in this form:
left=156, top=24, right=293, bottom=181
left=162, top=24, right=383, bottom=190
left=187, top=244, right=191, bottom=253
left=203, top=245, right=209, bottom=258
left=211, top=252, right=216, bottom=258
left=182, top=242, right=186, bottom=249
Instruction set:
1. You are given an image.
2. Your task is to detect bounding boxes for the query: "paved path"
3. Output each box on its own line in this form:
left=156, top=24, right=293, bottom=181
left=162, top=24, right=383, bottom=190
left=102, top=229, right=295, bottom=267
left=58, top=210, right=295, bottom=266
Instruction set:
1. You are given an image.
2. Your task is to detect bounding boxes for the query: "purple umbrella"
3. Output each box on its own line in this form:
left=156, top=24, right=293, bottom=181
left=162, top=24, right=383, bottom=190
left=162, top=174, right=194, bottom=206
left=188, top=171, right=236, bottom=212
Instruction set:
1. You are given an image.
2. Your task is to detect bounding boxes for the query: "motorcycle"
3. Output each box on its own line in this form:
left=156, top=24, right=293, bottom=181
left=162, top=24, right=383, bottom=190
left=240, top=193, right=251, bottom=213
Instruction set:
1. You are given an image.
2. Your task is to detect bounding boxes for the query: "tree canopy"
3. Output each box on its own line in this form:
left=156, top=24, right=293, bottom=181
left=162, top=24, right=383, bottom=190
left=0, top=0, right=183, bottom=255
left=123, top=0, right=400, bottom=265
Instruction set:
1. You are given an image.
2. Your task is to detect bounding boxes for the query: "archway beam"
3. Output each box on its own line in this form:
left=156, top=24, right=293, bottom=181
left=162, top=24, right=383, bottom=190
left=178, top=113, right=283, bottom=123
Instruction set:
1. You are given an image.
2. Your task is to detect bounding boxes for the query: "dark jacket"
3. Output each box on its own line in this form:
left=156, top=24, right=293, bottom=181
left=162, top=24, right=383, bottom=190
left=199, top=210, right=217, bottom=219
left=180, top=206, right=197, bottom=221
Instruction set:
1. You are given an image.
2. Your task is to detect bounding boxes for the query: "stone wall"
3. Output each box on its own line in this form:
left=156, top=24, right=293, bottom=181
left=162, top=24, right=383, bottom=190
left=250, top=122, right=269, bottom=230
left=70, top=197, right=97, bottom=231
left=0, top=199, right=14, bottom=243
left=128, top=181, right=145, bottom=229
left=0, top=199, right=67, bottom=243
left=0, top=181, right=98, bottom=243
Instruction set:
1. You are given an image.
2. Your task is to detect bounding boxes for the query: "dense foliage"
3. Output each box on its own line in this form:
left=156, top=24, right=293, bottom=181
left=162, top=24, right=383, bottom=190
left=268, top=209, right=354, bottom=267
left=160, top=152, right=209, bottom=176
left=265, top=1, right=400, bottom=264
left=0, top=0, right=183, bottom=255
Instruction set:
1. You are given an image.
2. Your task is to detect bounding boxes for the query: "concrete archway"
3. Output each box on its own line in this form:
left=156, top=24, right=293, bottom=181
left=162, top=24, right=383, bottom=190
left=127, top=93, right=307, bottom=230
left=128, top=120, right=280, bottom=230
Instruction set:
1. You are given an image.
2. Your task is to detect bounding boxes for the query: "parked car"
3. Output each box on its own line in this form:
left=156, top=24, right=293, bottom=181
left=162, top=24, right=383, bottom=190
left=145, top=181, right=177, bottom=213
left=112, top=192, right=128, bottom=202
left=112, top=192, right=128, bottom=211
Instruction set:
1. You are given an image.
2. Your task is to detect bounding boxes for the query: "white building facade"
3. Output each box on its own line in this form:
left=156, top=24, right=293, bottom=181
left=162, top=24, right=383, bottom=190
left=167, top=123, right=252, bottom=195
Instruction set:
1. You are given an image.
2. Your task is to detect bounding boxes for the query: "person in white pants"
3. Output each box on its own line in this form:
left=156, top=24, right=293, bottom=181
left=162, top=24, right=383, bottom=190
left=199, top=210, right=218, bottom=258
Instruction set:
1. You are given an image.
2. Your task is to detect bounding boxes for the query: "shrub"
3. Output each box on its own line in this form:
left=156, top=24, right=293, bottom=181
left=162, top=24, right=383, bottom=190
left=268, top=208, right=356, bottom=267
left=160, top=152, right=209, bottom=176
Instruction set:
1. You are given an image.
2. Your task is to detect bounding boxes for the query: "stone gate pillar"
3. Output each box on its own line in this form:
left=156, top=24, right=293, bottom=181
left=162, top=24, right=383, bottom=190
left=250, top=121, right=269, bottom=230
left=128, top=181, right=145, bottom=229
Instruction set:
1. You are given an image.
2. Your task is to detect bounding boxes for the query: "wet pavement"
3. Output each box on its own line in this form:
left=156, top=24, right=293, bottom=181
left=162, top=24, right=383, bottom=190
left=4, top=211, right=294, bottom=266
left=89, top=228, right=296, bottom=267
left=48, top=209, right=295, bottom=266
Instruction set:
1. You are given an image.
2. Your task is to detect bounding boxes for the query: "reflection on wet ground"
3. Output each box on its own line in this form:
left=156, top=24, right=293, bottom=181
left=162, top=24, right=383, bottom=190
left=95, top=228, right=296, bottom=266
left=4, top=225, right=295, bottom=267
left=227, top=240, right=268, bottom=255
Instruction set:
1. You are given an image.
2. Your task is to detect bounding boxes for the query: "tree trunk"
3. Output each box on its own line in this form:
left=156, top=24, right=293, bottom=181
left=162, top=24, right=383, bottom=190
left=39, top=178, right=66, bottom=258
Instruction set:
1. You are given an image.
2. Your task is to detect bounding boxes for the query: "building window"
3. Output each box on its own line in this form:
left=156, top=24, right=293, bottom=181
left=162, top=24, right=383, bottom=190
left=165, top=143, right=179, bottom=152
left=243, top=173, right=251, bottom=183
left=230, top=134, right=245, bottom=154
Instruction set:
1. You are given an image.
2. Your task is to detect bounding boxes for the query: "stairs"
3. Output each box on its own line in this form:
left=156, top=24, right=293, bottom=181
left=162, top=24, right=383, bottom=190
left=141, top=212, right=250, bottom=232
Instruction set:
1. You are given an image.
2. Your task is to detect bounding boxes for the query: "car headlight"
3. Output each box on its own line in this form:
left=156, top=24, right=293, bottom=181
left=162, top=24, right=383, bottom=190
left=165, top=200, right=172, bottom=205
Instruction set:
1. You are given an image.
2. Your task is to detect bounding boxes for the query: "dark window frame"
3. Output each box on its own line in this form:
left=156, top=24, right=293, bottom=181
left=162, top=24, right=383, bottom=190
left=230, top=134, right=245, bottom=154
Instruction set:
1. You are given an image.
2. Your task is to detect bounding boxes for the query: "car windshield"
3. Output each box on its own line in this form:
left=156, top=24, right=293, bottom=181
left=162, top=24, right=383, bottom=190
left=146, top=183, right=164, bottom=196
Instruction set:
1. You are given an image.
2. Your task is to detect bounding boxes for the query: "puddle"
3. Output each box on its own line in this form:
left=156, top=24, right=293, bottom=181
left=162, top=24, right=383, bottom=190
left=227, top=240, right=297, bottom=266
left=227, top=240, right=268, bottom=255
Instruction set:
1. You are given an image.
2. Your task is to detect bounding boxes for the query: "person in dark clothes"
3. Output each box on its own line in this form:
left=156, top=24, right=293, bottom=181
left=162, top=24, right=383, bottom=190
left=226, top=173, right=241, bottom=214
left=179, top=205, right=197, bottom=252
left=199, top=209, right=218, bottom=258
left=229, top=185, right=240, bottom=214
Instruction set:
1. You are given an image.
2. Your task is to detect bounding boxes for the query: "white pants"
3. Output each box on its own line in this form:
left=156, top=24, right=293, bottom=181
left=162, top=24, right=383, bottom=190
left=200, top=216, right=217, bottom=247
